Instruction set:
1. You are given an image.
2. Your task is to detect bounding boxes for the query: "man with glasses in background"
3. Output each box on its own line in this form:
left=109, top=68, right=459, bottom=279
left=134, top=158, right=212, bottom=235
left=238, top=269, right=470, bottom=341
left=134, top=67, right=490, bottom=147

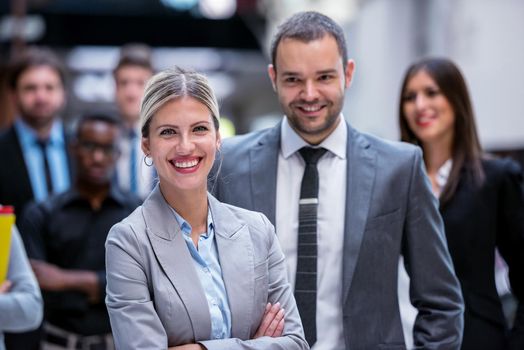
left=18, top=113, right=140, bottom=350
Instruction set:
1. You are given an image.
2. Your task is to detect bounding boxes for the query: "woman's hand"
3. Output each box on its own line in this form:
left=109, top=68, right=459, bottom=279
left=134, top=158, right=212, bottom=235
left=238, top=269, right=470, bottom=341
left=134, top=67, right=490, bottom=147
left=253, top=302, right=285, bottom=338
left=0, top=280, right=12, bottom=294
left=168, top=344, right=205, bottom=350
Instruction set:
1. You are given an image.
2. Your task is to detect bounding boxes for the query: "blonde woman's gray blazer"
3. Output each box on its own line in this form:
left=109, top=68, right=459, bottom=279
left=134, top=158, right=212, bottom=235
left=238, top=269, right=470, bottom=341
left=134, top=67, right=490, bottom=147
left=105, top=186, right=308, bottom=350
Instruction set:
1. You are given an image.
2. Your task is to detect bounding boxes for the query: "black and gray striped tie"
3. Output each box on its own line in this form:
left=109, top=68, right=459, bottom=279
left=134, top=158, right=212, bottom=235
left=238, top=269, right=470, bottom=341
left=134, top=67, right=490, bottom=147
left=295, top=146, right=326, bottom=346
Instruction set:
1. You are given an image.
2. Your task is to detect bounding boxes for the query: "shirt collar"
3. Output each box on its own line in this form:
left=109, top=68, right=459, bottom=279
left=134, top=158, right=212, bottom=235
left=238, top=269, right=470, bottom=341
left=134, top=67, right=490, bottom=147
left=15, top=118, right=65, bottom=147
left=123, top=123, right=141, bottom=139
left=280, top=115, right=347, bottom=159
left=436, top=159, right=453, bottom=190
left=169, top=205, right=214, bottom=238
left=58, top=186, right=131, bottom=208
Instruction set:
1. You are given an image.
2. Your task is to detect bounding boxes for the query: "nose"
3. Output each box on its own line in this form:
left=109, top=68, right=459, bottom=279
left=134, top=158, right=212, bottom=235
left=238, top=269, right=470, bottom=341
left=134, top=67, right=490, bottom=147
left=177, top=134, right=195, bottom=155
left=92, top=148, right=106, bottom=162
left=415, top=93, right=428, bottom=110
left=301, top=80, right=320, bottom=101
left=35, top=87, right=49, bottom=102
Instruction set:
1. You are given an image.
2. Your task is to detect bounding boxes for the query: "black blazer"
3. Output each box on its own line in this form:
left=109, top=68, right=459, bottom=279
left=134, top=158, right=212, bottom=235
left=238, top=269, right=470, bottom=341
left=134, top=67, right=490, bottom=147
left=441, top=158, right=524, bottom=350
left=0, top=125, right=73, bottom=222
left=0, top=126, right=35, bottom=220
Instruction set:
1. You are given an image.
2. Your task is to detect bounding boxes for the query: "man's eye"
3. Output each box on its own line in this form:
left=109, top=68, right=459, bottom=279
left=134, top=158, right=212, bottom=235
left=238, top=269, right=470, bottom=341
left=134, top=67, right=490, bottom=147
left=284, top=77, right=299, bottom=83
left=319, top=74, right=333, bottom=81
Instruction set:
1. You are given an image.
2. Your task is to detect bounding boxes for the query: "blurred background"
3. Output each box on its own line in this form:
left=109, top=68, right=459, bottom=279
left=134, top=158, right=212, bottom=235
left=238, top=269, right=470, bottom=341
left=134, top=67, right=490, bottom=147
left=1, top=0, right=523, bottom=158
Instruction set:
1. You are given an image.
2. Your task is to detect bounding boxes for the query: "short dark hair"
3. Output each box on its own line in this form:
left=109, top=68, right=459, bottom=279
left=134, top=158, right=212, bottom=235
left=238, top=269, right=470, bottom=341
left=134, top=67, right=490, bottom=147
left=8, top=46, right=66, bottom=89
left=75, top=112, right=122, bottom=139
left=399, top=57, right=484, bottom=205
left=113, top=43, right=153, bottom=77
left=270, top=11, right=348, bottom=71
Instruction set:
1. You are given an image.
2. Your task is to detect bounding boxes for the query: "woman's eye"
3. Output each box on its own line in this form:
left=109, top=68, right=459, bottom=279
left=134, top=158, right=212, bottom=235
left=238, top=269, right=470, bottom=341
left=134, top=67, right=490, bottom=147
left=403, top=93, right=416, bottom=102
left=194, top=125, right=209, bottom=132
left=425, top=88, right=440, bottom=97
left=160, top=129, right=175, bottom=136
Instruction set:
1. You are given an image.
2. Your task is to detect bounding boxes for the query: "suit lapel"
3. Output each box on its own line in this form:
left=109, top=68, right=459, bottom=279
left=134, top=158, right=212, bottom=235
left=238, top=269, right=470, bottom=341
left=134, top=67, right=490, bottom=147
left=209, top=195, right=254, bottom=339
left=143, top=186, right=211, bottom=341
left=249, top=123, right=280, bottom=224
left=8, top=127, right=34, bottom=199
left=342, top=125, right=377, bottom=303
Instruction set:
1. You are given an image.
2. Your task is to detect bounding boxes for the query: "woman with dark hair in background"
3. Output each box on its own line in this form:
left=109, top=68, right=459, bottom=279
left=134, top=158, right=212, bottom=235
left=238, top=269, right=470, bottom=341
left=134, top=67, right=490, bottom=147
left=399, top=57, right=524, bottom=350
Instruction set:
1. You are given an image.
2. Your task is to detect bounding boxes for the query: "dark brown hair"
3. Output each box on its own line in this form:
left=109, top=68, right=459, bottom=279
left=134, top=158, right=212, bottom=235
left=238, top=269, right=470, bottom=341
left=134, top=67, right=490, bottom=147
left=270, top=11, right=348, bottom=72
left=8, top=46, right=66, bottom=89
left=398, top=57, right=484, bottom=205
left=113, top=43, right=153, bottom=77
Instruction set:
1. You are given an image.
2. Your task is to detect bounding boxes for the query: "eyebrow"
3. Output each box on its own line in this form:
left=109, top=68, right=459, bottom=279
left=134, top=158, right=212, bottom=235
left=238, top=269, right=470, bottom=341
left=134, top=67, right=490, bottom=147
left=280, top=68, right=339, bottom=76
left=155, top=121, right=211, bottom=130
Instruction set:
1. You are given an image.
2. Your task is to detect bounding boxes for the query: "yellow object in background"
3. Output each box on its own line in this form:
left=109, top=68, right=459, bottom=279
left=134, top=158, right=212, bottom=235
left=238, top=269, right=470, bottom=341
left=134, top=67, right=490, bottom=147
left=0, top=205, right=15, bottom=283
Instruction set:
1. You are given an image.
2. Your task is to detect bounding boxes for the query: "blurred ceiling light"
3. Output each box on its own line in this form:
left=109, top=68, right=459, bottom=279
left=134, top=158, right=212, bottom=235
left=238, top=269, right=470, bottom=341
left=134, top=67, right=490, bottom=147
left=206, top=72, right=236, bottom=100
left=73, top=73, right=115, bottom=103
left=67, top=46, right=119, bottom=71
left=154, top=47, right=223, bottom=71
left=199, top=0, right=237, bottom=19
left=0, top=15, right=45, bottom=42
left=160, top=0, right=198, bottom=11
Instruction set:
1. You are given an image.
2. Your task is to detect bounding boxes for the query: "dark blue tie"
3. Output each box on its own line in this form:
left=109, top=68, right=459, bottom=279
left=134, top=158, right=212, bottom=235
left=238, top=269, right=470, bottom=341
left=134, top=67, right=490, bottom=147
left=36, top=139, right=53, bottom=196
left=295, top=147, right=326, bottom=346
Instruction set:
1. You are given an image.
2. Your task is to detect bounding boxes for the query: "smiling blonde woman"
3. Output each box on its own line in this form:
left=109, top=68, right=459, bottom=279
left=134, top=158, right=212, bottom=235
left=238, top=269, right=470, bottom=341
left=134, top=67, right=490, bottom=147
left=105, top=67, right=308, bottom=350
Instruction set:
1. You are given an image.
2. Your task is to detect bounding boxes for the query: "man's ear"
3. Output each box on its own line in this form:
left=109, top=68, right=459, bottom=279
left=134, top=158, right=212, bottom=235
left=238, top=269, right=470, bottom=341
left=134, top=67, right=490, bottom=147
left=344, top=59, right=356, bottom=89
left=8, top=90, right=19, bottom=111
left=268, top=64, right=277, bottom=92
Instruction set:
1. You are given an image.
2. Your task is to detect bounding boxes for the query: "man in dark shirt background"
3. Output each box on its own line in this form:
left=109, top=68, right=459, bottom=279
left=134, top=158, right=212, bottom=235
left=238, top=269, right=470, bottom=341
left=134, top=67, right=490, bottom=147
left=19, top=113, right=141, bottom=350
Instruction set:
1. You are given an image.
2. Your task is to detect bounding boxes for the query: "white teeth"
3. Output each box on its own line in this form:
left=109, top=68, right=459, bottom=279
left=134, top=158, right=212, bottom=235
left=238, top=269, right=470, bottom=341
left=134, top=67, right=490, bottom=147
left=417, top=115, right=434, bottom=123
left=174, top=159, right=199, bottom=168
left=301, top=105, right=322, bottom=112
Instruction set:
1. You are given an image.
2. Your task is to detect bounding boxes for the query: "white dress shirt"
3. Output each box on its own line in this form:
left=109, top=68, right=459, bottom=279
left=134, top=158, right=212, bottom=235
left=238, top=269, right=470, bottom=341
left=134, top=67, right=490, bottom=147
left=116, top=124, right=155, bottom=199
left=276, top=116, right=347, bottom=350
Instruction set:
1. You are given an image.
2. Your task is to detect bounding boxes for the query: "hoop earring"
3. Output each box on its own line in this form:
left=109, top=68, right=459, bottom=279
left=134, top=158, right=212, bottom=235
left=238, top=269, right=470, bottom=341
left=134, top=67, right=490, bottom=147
left=144, top=155, right=153, bottom=167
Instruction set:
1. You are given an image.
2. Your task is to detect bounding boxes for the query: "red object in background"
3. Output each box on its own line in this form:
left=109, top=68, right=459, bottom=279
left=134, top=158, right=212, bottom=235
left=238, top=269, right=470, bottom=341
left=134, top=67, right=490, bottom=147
left=0, top=205, right=15, bottom=214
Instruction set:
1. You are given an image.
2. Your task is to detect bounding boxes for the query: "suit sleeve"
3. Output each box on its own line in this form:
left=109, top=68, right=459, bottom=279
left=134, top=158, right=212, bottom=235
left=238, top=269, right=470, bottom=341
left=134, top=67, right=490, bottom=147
left=495, top=160, right=524, bottom=350
left=199, top=214, right=308, bottom=350
left=105, top=222, right=168, bottom=350
left=402, top=148, right=464, bottom=349
left=0, top=227, right=43, bottom=332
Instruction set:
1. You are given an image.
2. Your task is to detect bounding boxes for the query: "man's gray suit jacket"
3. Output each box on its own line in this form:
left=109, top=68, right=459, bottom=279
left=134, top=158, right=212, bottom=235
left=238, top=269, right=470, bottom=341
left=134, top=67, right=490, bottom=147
left=210, top=122, right=464, bottom=350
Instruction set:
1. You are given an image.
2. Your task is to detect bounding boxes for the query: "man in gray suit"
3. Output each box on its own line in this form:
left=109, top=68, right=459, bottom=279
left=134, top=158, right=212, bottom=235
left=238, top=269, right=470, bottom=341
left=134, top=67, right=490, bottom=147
left=211, top=11, right=464, bottom=350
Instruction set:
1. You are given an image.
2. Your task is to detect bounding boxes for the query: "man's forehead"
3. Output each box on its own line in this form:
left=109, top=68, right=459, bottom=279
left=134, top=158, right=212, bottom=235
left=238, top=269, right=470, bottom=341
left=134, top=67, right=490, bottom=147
left=275, top=39, right=344, bottom=74
left=275, top=35, right=342, bottom=63
left=116, top=65, right=152, bottom=78
left=18, top=65, right=62, bottom=83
